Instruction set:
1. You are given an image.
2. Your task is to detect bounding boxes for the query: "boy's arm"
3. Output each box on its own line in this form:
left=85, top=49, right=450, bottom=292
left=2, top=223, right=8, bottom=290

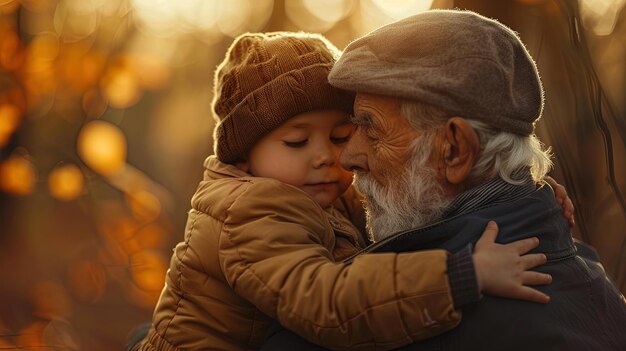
left=334, top=185, right=369, bottom=246
left=259, top=227, right=548, bottom=351
left=217, top=180, right=550, bottom=349
left=218, top=180, right=459, bottom=350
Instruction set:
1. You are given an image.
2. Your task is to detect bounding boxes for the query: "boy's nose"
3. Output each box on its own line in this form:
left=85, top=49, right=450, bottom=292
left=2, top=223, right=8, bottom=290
left=312, top=143, right=336, bottom=168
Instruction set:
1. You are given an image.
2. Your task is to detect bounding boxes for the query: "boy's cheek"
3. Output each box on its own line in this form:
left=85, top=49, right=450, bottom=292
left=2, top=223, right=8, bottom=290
left=338, top=171, right=355, bottom=193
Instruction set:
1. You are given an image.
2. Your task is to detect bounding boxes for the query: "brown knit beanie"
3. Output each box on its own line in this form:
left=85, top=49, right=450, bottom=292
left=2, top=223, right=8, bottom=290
left=329, top=10, right=544, bottom=135
left=212, top=32, right=355, bottom=164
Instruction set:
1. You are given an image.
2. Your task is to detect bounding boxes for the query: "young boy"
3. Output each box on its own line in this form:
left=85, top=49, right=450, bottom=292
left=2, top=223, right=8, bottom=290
left=137, top=32, right=559, bottom=351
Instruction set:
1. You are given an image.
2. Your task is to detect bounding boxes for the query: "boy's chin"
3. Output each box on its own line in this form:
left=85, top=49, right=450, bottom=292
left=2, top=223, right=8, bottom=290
left=309, top=192, right=338, bottom=209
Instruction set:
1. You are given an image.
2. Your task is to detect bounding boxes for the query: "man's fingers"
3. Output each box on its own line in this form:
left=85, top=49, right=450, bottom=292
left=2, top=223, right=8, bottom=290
left=550, top=178, right=576, bottom=224
left=554, top=184, right=567, bottom=203
left=556, top=183, right=567, bottom=196
left=564, top=197, right=574, bottom=215
left=520, top=253, right=547, bottom=270
left=544, top=176, right=560, bottom=198
left=564, top=197, right=576, bottom=228
left=508, top=236, right=540, bottom=255
left=521, top=270, right=552, bottom=286
left=514, top=287, right=551, bottom=304
left=477, top=221, right=499, bottom=245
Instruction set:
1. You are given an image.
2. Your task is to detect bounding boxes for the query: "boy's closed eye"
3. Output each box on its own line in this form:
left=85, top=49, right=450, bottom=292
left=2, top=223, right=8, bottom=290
left=283, top=140, right=308, bottom=148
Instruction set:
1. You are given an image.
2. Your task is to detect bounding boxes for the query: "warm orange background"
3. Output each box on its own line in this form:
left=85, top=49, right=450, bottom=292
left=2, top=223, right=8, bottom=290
left=1, top=0, right=624, bottom=349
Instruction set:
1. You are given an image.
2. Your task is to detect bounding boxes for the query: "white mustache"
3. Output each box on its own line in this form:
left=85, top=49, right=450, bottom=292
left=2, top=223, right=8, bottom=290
left=353, top=134, right=450, bottom=242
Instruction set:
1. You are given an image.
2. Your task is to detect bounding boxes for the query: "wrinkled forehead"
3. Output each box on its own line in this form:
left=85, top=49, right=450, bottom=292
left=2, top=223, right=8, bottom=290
left=353, top=92, right=403, bottom=123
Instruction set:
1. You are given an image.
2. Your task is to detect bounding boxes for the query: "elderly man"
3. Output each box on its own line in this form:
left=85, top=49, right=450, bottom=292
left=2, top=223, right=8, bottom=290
left=263, top=9, right=626, bottom=351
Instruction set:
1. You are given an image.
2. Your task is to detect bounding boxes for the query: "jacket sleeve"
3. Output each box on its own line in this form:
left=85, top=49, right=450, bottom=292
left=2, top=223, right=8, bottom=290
left=334, top=185, right=369, bottom=246
left=213, top=180, right=461, bottom=350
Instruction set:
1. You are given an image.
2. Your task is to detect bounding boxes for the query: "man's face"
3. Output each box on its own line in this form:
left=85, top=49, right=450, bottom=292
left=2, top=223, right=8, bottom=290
left=340, top=93, right=420, bottom=185
left=340, top=93, right=450, bottom=241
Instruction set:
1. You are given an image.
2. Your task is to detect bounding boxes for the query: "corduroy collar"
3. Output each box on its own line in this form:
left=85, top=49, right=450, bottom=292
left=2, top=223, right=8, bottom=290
left=443, top=170, right=537, bottom=219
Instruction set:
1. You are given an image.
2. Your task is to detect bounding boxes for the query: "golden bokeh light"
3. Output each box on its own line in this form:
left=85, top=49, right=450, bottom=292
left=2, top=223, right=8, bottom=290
left=0, top=27, right=25, bottom=71
left=357, top=0, right=434, bottom=33
left=97, top=202, right=138, bottom=262
left=27, top=32, right=60, bottom=62
left=98, top=240, right=130, bottom=270
left=580, top=0, right=626, bottom=36
left=126, top=189, right=161, bottom=222
left=21, top=7, right=55, bottom=35
left=16, top=321, right=47, bottom=350
left=16, top=319, right=80, bottom=350
left=82, top=87, right=109, bottom=118
left=22, top=61, right=57, bottom=100
left=48, top=163, right=85, bottom=201
left=127, top=282, right=161, bottom=309
left=61, top=48, right=105, bottom=92
left=2, top=87, right=28, bottom=111
left=0, top=154, right=37, bottom=195
left=77, top=120, right=127, bottom=176
left=22, top=34, right=59, bottom=101
left=20, top=0, right=58, bottom=13
left=31, top=280, right=72, bottom=320
left=217, top=0, right=274, bottom=37
left=110, top=216, right=142, bottom=255
left=53, top=2, right=99, bottom=42
left=132, top=55, right=170, bottom=90
left=62, top=0, right=107, bottom=15
left=135, top=222, right=167, bottom=250
left=98, top=0, right=133, bottom=17
left=367, top=0, right=434, bottom=19
left=101, top=65, right=142, bottom=108
left=130, top=251, right=167, bottom=292
left=303, top=0, right=355, bottom=23
left=131, top=0, right=273, bottom=38
left=0, top=103, right=21, bottom=148
left=285, top=0, right=340, bottom=32
left=100, top=211, right=167, bottom=258
left=66, top=259, right=106, bottom=304
left=0, top=0, right=20, bottom=14
left=132, top=0, right=220, bottom=38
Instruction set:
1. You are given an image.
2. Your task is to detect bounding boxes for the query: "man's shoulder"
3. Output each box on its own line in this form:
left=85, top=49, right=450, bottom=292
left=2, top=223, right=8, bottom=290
left=365, top=186, right=559, bottom=255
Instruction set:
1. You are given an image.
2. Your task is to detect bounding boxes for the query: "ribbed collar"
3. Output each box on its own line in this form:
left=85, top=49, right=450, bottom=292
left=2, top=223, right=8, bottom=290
left=443, top=170, right=537, bottom=219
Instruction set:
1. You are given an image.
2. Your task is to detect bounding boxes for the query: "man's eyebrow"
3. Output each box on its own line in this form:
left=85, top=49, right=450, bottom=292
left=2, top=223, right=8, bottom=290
left=350, top=112, right=373, bottom=127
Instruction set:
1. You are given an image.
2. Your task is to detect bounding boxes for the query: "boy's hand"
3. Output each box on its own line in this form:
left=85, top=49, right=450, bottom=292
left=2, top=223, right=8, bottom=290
left=473, top=221, right=552, bottom=304
left=544, top=176, right=575, bottom=227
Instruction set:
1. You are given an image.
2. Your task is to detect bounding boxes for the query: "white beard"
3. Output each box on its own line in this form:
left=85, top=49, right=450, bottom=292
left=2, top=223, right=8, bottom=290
left=354, top=134, right=451, bottom=242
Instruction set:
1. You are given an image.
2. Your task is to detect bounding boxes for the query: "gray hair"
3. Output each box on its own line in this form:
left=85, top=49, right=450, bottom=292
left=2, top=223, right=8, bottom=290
left=400, top=99, right=553, bottom=184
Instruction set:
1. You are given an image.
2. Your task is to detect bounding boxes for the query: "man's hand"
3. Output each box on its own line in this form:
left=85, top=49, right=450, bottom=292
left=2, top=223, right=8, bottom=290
left=544, top=176, right=575, bottom=228
left=473, top=221, right=552, bottom=304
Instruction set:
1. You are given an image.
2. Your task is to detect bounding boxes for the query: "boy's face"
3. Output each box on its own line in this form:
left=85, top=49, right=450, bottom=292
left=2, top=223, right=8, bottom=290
left=241, top=109, right=355, bottom=208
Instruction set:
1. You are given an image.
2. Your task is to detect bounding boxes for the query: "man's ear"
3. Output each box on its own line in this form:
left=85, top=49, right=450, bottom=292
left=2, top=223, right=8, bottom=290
left=442, top=117, right=480, bottom=184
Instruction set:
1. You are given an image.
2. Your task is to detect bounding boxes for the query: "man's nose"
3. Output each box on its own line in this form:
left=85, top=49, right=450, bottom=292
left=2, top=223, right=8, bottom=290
left=340, top=131, right=368, bottom=173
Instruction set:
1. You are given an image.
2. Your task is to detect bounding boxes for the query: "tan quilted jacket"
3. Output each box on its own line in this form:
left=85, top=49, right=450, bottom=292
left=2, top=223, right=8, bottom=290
left=140, top=156, right=460, bottom=350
